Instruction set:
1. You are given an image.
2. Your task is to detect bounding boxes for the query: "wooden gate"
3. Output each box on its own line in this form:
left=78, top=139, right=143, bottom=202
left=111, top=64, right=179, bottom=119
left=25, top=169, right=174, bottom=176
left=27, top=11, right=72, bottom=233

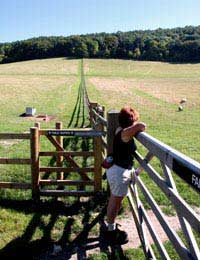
left=105, top=110, right=200, bottom=260
left=31, top=123, right=105, bottom=201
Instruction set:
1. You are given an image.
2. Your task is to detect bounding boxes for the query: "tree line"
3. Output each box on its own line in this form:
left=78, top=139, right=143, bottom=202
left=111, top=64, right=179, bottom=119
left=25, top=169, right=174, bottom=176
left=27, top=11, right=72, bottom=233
left=0, top=25, right=200, bottom=63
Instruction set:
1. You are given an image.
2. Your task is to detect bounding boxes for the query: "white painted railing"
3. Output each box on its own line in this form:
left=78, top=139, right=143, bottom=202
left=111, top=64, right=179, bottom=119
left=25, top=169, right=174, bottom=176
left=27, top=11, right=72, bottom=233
left=128, top=132, right=200, bottom=260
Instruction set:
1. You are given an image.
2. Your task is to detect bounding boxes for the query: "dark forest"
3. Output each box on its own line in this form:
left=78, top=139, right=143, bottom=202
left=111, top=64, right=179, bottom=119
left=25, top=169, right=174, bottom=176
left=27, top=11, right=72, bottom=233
left=0, top=25, right=200, bottom=63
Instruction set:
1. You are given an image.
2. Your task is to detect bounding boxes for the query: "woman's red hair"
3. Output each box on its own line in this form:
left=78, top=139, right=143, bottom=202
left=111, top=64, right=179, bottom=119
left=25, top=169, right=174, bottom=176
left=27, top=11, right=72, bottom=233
left=118, top=106, right=139, bottom=128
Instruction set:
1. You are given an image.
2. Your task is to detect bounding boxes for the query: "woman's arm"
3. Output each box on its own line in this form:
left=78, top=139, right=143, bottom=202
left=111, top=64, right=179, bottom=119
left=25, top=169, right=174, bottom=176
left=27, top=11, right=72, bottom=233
left=121, top=122, right=146, bottom=142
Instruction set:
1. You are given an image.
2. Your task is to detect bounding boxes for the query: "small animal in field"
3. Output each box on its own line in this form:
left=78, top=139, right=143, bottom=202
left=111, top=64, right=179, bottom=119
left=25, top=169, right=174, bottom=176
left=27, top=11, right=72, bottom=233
left=180, top=98, right=187, bottom=104
left=178, top=98, right=187, bottom=111
left=178, top=105, right=183, bottom=111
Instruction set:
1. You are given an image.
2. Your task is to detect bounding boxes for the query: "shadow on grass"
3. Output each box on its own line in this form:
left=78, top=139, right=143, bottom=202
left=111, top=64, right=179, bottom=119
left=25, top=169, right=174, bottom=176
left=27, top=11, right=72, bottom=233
left=0, top=193, right=129, bottom=260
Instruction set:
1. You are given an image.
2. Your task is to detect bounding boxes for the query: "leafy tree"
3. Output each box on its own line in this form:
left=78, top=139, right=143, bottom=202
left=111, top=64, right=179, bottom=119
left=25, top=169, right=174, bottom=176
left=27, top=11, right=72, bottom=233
left=86, top=39, right=99, bottom=57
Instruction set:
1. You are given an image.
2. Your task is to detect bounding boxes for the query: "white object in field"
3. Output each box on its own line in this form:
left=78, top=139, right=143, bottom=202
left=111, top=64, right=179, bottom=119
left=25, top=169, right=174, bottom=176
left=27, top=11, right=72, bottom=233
left=26, top=107, right=36, bottom=116
left=178, top=105, right=183, bottom=111
left=180, top=98, right=187, bottom=104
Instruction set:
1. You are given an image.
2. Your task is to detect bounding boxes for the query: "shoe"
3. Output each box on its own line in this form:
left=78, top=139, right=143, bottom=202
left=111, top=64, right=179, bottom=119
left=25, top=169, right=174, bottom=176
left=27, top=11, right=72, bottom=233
left=102, top=224, right=129, bottom=245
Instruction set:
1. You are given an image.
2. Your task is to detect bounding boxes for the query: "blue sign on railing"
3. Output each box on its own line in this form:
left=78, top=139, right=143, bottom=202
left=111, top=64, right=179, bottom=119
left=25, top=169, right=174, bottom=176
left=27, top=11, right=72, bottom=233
left=48, top=130, right=106, bottom=137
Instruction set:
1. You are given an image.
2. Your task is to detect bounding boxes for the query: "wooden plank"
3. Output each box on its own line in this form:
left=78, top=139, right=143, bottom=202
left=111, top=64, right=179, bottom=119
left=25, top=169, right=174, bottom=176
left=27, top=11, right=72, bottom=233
left=134, top=151, right=200, bottom=235
left=46, top=135, right=80, bottom=165
left=91, top=108, right=107, bottom=126
left=46, top=136, right=80, bottom=167
left=40, top=190, right=95, bottom=197
left=135, top=132, right=200, bottom=193
left=46, top=135, right=91, bottom=181
left=135, top=152, right=154, bottom=175
left=0, top=158, right=31, bottom=164
left=135, top=177, right=192, bottom=260
left=0, top=182, right=31, bottom=189
left=0, top=133, right=30, bottom=139
left=39, top=180, right=95, bottom=186
left=161, top=162, right=200, bottom=259
left=56, top=122, right=63, bottom=181
left=141, top=204, right=170, bottom=260
left=90, top=103, right=98, bottom=127
left=30, top=127, right=40, bottom=201
left=102, top=139, right=108, bottom=149
left=40, top=128, right=92, bottom=133
left=94, top=123, right=102, bottom=192
left=39, top=167, right=94, bottom=173
left=129, top=187, right=170, bottom=260
left=107, top=110, right=119, bottom=155
left=127, top=194, right=145, bottom=244
left=39, top=151, right=94, bottom=157
left=91, top=118, right=96, bottom=128
left=129, top=184, right=156, bottom=259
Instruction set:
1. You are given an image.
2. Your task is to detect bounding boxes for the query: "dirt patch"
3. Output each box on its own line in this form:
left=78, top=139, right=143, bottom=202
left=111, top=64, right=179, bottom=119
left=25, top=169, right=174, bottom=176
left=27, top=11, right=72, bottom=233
left=117, top=210, right=181, bottom=250
left=19, top=114, right=57, bottom=122
left=76, top=209, right=182, bottom=259
left=89, top=77, right=134, bottom=94
left=89, top=77, right=200, bottom=108
left=88, top=77, right=150, bottom=107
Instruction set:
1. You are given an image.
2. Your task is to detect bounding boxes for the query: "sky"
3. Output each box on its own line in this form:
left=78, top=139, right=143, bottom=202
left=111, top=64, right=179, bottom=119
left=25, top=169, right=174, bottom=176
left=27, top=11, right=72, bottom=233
left=0, top=0, right=200, bottom=43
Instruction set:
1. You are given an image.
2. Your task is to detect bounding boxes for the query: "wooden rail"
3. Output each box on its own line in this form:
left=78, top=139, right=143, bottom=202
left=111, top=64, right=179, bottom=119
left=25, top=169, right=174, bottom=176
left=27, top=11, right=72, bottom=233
left=0, top=133, right=31, bottom=190
left=0, top=158, right=31, bottom=164
left=0, top=133, right=30, bottom=139
left=0, top=122, right=103, bottom=200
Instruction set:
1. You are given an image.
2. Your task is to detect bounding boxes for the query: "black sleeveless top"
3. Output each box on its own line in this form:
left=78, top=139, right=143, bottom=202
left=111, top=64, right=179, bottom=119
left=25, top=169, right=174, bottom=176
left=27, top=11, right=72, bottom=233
left=113, top=129, right=137, bottom=169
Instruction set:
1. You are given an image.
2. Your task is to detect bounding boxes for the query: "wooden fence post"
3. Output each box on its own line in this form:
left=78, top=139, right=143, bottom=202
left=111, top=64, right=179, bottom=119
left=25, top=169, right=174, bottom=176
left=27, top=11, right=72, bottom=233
left=106, top=110, right=119, bottom=193
left=34, top=122, right=40, bottom=129
left=30, top=127, right=40, bottom=201
left=94, top=122, right=103, bottom=192
left=107, top=110, right=119, bottom=155
left=56, top=122, right=63, bottom=181
left=99, top=105, right=105, bottom=126
left=90, top=102, right=98, bottom=128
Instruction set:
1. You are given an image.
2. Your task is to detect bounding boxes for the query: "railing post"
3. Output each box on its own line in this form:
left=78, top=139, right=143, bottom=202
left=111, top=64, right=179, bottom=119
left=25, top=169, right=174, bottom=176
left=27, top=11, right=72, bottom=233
left=107, top=110, right=119, bottom=155
left=90, top=102, right=98, bottom=128
left=34, top=122, right=40, bottom=129
left=56, top=122, right=63, bottom=181
left=106, top=110, right=119, bottom=194
left=30, top=127, right=40, bottom=201
left=94, top=122, right=103, bottom=192
left=99, top=105, right=105, bottom=124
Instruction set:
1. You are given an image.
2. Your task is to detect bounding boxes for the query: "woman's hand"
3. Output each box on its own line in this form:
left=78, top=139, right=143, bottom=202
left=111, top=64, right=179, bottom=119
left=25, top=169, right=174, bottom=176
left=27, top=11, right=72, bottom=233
left=133, top=122, right=146, bottom=133
left=122, top=122, right=146, bottom=142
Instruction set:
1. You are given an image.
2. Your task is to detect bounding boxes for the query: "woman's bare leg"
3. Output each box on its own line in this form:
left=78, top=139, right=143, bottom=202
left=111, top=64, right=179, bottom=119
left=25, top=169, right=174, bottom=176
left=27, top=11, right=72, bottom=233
left=107, top=194, right=124, bottom=224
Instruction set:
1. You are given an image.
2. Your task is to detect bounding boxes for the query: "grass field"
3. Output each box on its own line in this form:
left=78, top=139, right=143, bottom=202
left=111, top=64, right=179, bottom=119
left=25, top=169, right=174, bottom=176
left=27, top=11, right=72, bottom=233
left=85, top=58, right=200, bottom=212
left=85, top=59, right=200, bottom=161
left=0, top=58, right=80, bottom=132
left=0, top=58, right=200, bottom=259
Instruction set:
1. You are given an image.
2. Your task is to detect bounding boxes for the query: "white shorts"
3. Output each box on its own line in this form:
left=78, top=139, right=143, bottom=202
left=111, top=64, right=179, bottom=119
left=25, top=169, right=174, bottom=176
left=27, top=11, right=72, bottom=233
left=106, top=164, right=133, bottom=197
